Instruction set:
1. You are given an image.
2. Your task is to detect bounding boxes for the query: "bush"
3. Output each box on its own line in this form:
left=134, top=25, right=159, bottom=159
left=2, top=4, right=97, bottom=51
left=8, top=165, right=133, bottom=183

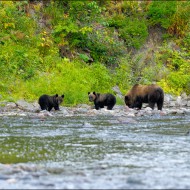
left=156, top=46, right=190, bottom=95
left=119, top=18, right=148, bottom=49
left=147, top=1, right=177, bottom=29
left=7, top=60, right=114, bottom=105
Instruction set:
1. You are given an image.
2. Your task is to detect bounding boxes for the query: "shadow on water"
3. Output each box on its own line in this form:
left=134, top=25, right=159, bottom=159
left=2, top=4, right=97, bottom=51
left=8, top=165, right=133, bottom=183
left=0, top=112, right=190, bottom=189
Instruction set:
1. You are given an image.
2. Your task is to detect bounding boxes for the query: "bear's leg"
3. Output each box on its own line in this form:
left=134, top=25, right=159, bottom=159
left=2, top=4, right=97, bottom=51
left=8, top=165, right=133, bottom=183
left=138, top=103, right=143, bottom=109
left=48, top=106, right=53, bottom=111
left=95, top=105, right=100, bottom=110
left=157, top=101, right=163, bottom=110
left=148, top=102, right=155, bottom=110
left=54, top=105, right=60, bottom=110
left=133, top=101, right=142, bottom=109
left=157, top=104, right=162, bottom=110
left=107, top=104, right=114, bottom=110
left=40, top=105, right=48, bottom=111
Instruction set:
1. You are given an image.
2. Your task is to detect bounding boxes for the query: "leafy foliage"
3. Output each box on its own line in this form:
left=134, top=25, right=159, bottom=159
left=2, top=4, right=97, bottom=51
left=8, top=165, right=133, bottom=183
left=8, top=60, right=114, bottom=105
left=118, top=18, right=148, bottom=49
left=156, top=45, right=190, bottom=95
left=0, top=0, right=190, bottom=105
left=148, top=1, right=190, bottom=37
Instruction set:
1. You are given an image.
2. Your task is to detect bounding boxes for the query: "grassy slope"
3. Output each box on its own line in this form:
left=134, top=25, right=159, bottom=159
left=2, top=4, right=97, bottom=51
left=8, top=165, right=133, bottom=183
left=0, top=1, right=189, bottom=106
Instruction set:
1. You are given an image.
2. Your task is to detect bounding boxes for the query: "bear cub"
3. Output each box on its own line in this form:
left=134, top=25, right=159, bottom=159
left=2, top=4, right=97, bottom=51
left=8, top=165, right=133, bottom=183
left=88, top=92, right=116, bottom=110
left=38, top=94, right=64, bottom=111
left=124, top=84, right=164, bottom=110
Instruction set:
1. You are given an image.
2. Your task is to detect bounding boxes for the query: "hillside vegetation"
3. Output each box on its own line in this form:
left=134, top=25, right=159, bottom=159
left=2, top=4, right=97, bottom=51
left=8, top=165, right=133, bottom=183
left=0, top=0, right=190, bottom=106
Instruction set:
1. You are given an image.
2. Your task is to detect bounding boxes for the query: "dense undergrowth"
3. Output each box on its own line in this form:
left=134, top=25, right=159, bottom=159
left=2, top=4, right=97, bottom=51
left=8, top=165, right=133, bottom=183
left=0, top=1, right=190, bottom=106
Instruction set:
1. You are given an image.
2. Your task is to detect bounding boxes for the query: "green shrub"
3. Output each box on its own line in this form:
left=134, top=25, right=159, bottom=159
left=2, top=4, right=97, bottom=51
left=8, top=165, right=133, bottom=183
left=156, top=46, right=190, bottom=95
left=112, top=56, right=132, bottom=93
left=108, top=14, right=127, bottom=28
left=147, top=1, right=177, bottom=29
left=119, top=18, right=148, bottom=49
left=7, top=60, right=114, bottom=105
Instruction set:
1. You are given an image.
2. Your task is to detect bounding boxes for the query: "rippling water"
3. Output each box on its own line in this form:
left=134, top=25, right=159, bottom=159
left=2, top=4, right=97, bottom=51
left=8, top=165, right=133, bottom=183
left=0, top=111, right=190, bottom=189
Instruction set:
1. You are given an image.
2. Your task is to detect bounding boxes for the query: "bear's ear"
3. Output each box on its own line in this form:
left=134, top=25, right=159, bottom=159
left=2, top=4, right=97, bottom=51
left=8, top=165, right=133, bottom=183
left=93, top=91, right=96, bottom=95
left=88, top=92, right=90, bottom=95
left=55, top=94, right=58, bottom=97
left=61, top=94, right=64, bottom=98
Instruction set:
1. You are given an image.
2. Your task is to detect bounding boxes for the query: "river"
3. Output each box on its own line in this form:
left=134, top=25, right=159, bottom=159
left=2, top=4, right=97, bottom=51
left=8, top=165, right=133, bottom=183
left=0, top=106, right=190, bottom=189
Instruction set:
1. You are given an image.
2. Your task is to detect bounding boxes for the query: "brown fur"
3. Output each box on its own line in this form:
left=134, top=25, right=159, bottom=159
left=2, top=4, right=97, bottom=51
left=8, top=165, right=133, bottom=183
left=125, top=84, right=164, bottom=110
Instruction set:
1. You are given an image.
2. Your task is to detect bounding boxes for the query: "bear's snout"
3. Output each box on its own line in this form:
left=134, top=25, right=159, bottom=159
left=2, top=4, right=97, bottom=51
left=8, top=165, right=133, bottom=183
left=89, top=96, right=94, bottom=102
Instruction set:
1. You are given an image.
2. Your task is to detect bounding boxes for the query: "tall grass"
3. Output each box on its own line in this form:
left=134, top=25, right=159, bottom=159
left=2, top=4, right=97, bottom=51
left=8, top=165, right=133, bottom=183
left=3, top=60, right=116, bottom=106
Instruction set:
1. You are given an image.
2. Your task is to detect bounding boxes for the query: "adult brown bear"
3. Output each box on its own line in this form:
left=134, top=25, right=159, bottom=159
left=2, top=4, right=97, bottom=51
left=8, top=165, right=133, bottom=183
left=88, top=92, right=116, bottom=110
left=124, top=84, right=164, bottom=110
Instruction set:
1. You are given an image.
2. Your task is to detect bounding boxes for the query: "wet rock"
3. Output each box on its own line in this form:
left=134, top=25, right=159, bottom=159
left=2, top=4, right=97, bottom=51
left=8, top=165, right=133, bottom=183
left=181, top=100, right=187, bottom=106
left=176, top=96, right=182, bottom=107
left=112, top=85, right=123, bottom=99
left=38, top=110, right=53, bottom=118
left=168, top=109, right=178, bottom=115
left=136, top=111, right=145, bottom=117
left=112, top=85, right=122, bottom=96
left=4, top=102, right=17, bottom=109
left=99, top=108, right=113, bottom=116
left=144, top=107, right=153, bottom=111
left=164, top=94, right=172, bottom=106
left=74, top=108, right=89, bottom=114
left=0, top=94, right=190, bottom=118
left=169, top=101, right=176, bottom=107
left=16, top=100, right=39, bottom=112
left=76, top=104, right=91, bottom=109
left=127, top=113, right=136, bottom=117
left=117, top=117, right=137, bottom=124
left=180, top=92, right=187, bottom=99
left=160, top=110, right=167, bottom=116
left=60, top=107, right=70, bottom=115
left=176, top=110, right=185, bottom=115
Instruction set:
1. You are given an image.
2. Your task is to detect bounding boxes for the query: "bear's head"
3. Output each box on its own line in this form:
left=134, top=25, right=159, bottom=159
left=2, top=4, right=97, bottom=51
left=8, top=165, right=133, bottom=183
left=88, top=92, right=96, bottom=102
left=55, top=94, right=64, bottom=105
left=125, top=95, right=133, bottom=108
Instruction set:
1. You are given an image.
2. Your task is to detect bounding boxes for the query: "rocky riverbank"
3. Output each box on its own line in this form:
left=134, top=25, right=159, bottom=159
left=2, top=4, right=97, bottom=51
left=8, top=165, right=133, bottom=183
left=0, top=93, right=190, bottom=119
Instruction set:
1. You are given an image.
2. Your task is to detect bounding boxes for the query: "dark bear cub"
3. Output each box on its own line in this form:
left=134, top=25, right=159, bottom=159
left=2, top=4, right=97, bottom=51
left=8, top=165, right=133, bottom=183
left=124, top=84, right=164, bottom=110
left=88, top=92, right=116, bottom=110
left=38, top=94, right=64, bottom=111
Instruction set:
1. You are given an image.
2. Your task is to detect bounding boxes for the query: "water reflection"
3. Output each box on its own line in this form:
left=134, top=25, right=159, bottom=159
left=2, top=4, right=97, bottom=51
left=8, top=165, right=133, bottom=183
left=0, top=113, right=190, bottom=189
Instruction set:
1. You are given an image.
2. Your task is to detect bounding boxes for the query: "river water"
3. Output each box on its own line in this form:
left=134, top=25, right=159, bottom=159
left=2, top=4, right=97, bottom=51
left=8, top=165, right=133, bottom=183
left=0, top=109, right=190, bottom=189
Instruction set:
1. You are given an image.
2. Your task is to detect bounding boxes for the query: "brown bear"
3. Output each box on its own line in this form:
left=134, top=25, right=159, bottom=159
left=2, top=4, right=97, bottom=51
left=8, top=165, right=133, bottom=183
left=124, top=84, right=164, bottom=110
left=38, top=94, right=64, bottom=111
left=88, top=92, right=116, bottom=110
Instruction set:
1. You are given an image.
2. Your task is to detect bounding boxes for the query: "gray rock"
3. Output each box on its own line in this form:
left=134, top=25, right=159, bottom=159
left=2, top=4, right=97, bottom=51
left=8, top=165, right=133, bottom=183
left=169, top=101, right=176, bottom=107
left=181, top=92, right=187, bottom=100
left=176, top=96, right=182, bottom=107
left=181, top=100, right=187, bottom=106
left=5, top=102, right=17, bottom=109
left=144, top=107, right=153, bottom=111
left=112, top=85, right=122, bottom=96
left=16, top=100, right=38, bottom=112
